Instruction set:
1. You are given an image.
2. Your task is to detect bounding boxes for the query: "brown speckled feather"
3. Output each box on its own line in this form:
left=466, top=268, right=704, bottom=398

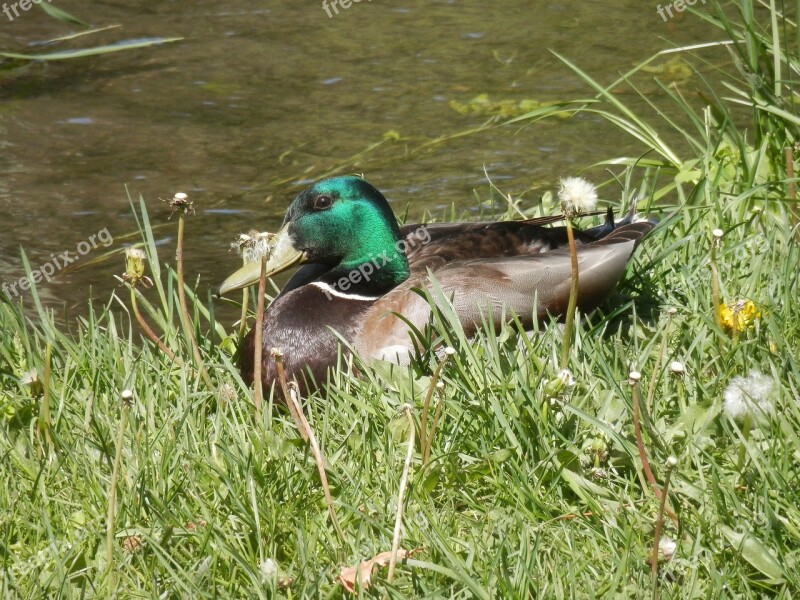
left=355, top=222, right=653, bottom=363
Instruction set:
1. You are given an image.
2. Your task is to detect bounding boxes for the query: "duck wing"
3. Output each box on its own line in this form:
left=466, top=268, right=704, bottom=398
left=356, top=221, right=653, bottom=364
left=399, top=210, right=618, bottom=271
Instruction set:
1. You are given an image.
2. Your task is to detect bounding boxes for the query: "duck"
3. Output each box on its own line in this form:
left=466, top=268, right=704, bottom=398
left=217, top=176, right=654, bottom=397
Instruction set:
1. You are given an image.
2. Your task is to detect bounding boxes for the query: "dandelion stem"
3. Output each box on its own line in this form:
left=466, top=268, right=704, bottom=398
left=785, top=146, right=799, bottom=241
left=560, top=218, right=580, bottom=369
left=632, top=376, right=679, bottom=524
left=710, top=237, right=722, bottom=330
left=175, top=214, right=214, bottom=391
left=651, top=458, right=677, bottom=600
left=129, top=286, right=180, bottom=363
left=632, top=376, right=657, bottom=492
left=273, top=349, right=344, bottom=542
left=252, top=256, right=267, bottom=415
left=421, top=352, right=451, bottom=466
left=238, top=280, right=250, bottom=341
left=105, top=390, right=131, bottom=593
left=645, top=312, right=674, bottom=415
left=388, top=404, right=415, bottom=582
left=423, top=385, right=446, bottom=466
left=736, top=414, right=752, bottom=473
left=272, top=349, right=308, bottom=442
left=38, top=342, right=53, bottom=457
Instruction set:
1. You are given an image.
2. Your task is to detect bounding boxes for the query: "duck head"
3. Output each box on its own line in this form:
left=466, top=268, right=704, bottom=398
left=217, top=176, right=411, bottom=295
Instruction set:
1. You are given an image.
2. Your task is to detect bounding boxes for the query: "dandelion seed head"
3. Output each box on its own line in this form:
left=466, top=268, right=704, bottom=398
left=20, top=369, right=38, bottom=386
left=232, top=230, right=272, bottom=263
left=666, top=455, right=679, bottom=468
left=167, top=191, right=194, bottom=216
left=659, top=537, right=677, bottom=561
left=628, top=371, right=642, bottom=383
left=669, top=361, right=685, bottom=375
left=444, top=346, right=456, bottom=356
left=558, top=369, right=576, bottom=389
left=558, top=177, right=598, bottom=215
left=20, top=368, right=43, bottom=397
left=712, top=228, right=724, bottom=239
left=723, top=370, right=776, bottom=421
left=218, top=383, right=237, bottom=405
left=125, top=247, right=146, bottom=260
left=259, top=558, right=278, bottom=580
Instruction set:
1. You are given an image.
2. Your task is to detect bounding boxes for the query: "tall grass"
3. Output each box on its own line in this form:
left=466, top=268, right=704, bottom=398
left=2, top=0, right=799, bottom=597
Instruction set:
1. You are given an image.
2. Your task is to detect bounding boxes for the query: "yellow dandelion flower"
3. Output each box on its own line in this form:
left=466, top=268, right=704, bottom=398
left=717, top=300, right=760, bottom=332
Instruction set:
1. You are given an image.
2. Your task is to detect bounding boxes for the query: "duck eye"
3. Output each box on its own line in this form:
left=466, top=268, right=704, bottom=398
left=312, top=195, right=333, bottom=210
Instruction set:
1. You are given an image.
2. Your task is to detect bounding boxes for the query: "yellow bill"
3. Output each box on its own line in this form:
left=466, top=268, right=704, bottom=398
left=216, top=224, right=306, bottom=295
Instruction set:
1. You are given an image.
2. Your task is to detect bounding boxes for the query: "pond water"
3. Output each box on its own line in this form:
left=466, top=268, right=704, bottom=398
left=1, top=1, right=715, bottom=325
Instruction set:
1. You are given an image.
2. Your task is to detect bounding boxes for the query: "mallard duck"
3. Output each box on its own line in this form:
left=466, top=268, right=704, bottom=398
left=218, top=176, right=654, bottom=396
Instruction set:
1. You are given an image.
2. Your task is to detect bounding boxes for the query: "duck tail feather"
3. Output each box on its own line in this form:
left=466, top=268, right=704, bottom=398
left=592, top=220, right=656, bottom=248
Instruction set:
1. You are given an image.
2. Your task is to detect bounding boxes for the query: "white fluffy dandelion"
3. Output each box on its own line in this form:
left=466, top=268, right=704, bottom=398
left=558, top=369, right=576, bottom=389
left=669, top=361, right=685, bottom=375
left=658, top=537, right=677, bottom=562
left=125, top=247, right=146, bottom=261
left=723, top=370, right=776, bottom=421
left=558, top=177, right=598, bottom=215
left=232, top=230, right=272, bottom=263
left=259, top=558, right=278, bottom=580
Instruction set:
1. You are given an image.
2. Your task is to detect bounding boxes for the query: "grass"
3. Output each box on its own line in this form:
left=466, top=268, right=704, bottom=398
left=2, top=0, right=800, bottom=597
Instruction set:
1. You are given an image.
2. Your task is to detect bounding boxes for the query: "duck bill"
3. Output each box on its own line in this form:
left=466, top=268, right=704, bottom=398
left=216, top=225, right=306, bottom=295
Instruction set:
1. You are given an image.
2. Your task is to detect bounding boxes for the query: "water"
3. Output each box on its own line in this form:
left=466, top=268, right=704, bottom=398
left=0, top=1, right=713, bottom=323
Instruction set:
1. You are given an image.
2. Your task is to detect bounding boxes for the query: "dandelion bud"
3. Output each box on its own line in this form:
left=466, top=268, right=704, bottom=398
left=122, top=247, right=152, bottom=288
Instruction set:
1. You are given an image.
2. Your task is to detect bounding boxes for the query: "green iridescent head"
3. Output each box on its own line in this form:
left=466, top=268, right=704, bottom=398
left=217, top=176, right=410, bottom=295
